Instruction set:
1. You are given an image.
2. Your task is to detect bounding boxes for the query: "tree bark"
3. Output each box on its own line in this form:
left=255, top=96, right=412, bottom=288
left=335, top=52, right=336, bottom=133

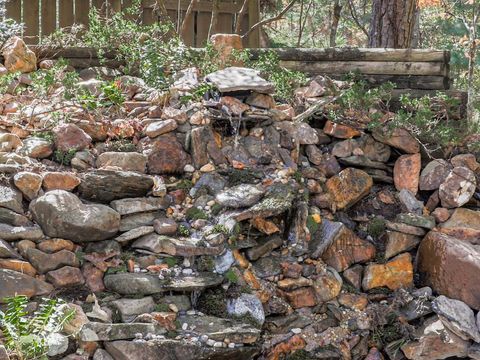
left=368, top=0, right=418, bottom=48
left=329, top=0, right=343, bottom=47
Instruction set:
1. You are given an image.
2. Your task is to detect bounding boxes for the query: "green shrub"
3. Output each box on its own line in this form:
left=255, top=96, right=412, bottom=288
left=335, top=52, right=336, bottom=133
left=53, top=149, right=76, bottom=166
left=185, top=207, right=208, bottom=221
left=0, top=296, right=75, bottom=360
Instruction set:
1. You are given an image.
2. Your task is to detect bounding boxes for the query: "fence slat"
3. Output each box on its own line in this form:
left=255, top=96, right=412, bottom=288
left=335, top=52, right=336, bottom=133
left=5, top=0, right=21, bottom=22
left=23, top=0, right=40, bottom=44
left=41, top=0, right=57, bottom=38
left=75, top=0, right=90, bottom=26
left=216, top=12, right=233, bottom=33
left=59, top=0, right=75, bottom=28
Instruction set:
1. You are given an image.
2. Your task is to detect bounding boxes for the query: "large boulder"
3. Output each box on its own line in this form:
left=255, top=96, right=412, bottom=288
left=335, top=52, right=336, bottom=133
left=416, top=231, right=480, bottom=310
left=30, top=190, right=120, bottom=242
left=2, top=36, right=37, bottom=73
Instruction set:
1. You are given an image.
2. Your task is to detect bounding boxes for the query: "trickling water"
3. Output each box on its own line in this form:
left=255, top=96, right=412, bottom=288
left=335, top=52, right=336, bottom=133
left=228, top=113, right=242, bottom=151
left=191, top=290, right=201, bottom=309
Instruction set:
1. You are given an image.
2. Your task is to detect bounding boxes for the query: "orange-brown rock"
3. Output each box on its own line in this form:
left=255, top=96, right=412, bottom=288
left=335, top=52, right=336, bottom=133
left=151, top=312, right=177, bottom=331
left=46, top=266, right=85, bottom=288
left=416, top=231, right=480, bottom=310
left=451, top=153, right=480, bottom=172
left=384, top=231, right=420, bottom=259
left=37, top=238, right=76, bottom=253
left=210, top=34, right=243, bottom=68
left=13, top=171, right=43, bottom=200
left=2, top=36, right=37, bottom=73
left=220, top=96, right=250, bottom=116
left=0, top=259, right=36, bottom=276
left=372, top=127, right=420, bottom=154
left=323, top=120, right=361, bottom=139
left=438, top=208, right=480, bottom=243
left=251, top=217, right=280, bottom=235
left=362, top=253, right=413, bottom=290
left=42, top=172, right=81, bottom=192
left=283, top=287, right=317, bottom=309
left=311, top=219, right=376, bottom=272
left=439, top=166, right=476, bottom=208
left=338, top=293, right=368, bottom=311
left=266, top=335, right=306, bottom=360
left=393, top=153, right=421, bottom=194
left=82, top=263, right=105, bottom=292
left=312, top=268, right=342, bottom=303
left=325, top=168, right=373, bottom=210
left=144, top=134, right=190, bottom=174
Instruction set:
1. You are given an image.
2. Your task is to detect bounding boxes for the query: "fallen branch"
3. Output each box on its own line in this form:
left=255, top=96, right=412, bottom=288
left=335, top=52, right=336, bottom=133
left=242, top=0, right=298, bottom=39
left=293, top=95, right=339, bottom=123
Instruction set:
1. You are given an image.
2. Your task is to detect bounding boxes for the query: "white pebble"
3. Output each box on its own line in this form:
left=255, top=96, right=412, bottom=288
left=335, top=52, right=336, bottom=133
left=291, top=328, right=302, bottom=334
left=206, top=339, right=215, bottom=347
left=228, top=343, right=236, bottom=348
left=213, top=342, right=223, bottom=348
left=182, top=323, right=188, bottom=330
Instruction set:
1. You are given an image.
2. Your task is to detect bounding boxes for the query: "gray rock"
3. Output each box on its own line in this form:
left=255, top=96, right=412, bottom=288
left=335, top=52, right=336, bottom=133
left=119, top=211, right=163, bottom=232
left=78, top=170, right=154, bottom=202
left=205, top=67, right=274, bottom=93
left=16, top=137, right=53, bottom=158
left=79, top=322, right=166, bottom=341
left=145, top=119, right=178, bottom=138
left=111, top=297, right=156, bottom=322
left=115, top=226, right=154, bottom=244
left=419, top=159, right=451, bottom=191
left=132, top=233, right=223, bottom=256
left=432, top=295, right=480, bottom=342
left=93, top=349, right=115, bottom=360
left=0, top=269, right=53, bottom=302
left=0, top=223, right=44, bottom=241
left=0, top=185, right=23, bottom=213
left=216, top=184, right=265, bottom=208
left=0, top=207, right=32, bottom=226
left=253, top=257, right=282, bottom=278
left=30, top=190, right=120, bottom=242
left=439, top=166, right=476, bottom=208
left=190, top=173, right=226, bottom=197
left=153, top=217, right=178, bottom=235
left=214, top=249, right=235, bottom=274
left=227, top=294, right=265, bottom=325
left=96, top=152, right=147, bottom=173
left=0, top=239, right=20, bottom=258
left=46, top=333, right=68, bottom=357
left=396, top=213, right=435, bottom=229
left=246, top=235, right=283, bottom=261
left=397, top=189, right=423, bottom=215
left=26, top=248, right=79, bottom=274
left=105, top=339, right=259, bottom=360
left=111, top=197, right=170, bottom=216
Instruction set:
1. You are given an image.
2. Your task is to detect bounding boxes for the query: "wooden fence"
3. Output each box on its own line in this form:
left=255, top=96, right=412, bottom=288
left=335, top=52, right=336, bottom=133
left=3, top=0, right=260, bottom=47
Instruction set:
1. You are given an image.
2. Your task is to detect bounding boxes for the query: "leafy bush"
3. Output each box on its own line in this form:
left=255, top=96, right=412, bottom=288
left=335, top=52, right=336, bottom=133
left=0, top=296, right=75, bottom=360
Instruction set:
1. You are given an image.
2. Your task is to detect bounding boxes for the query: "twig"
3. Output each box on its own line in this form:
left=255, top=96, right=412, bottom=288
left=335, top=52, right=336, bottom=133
left=235, top=0, right=249, bottom=34
left=242, top=0, right=299, bottom=39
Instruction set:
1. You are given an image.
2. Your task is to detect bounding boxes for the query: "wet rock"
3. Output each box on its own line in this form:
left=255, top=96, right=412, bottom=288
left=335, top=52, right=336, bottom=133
left=80, top=322, right=166, bottom=342
left=144, top=134, right=190, bottom=174
left=205, top=66, right=274, bottom=93
left=46, top=266, right=85, bottom=287
left=419, top=159, right=451, bottom=191
left=96, top=152, right=147, bottom=173
left=0, top=269, right=53, bottom=301
left=110, top=197, right=169, bottom=215
left=372, top=127, right=420, bottom=154
left=384, top=231, right=420, bottom=259
left=42, top=171, right=81, bottom=191
left=216, top=184, right=265, bottom=208
left=438, top=208, right=480, bottom=243
left=17, top=137, right=53, bottom=158
left=362, top=253, right=413, bottom=290
left=326, top=168, right=373, bottom=210
left=393, top=154, right=421, bottom=194
left=227, top=293, right=265, bottom=325
left=432, top=295, right=480, bottom=342
left=132, top=233, right=223, bottom=256
left=78, top=170, right=154, bottom=202
left=26, top=248, right=79, bottom=274
left=401, top=316, right=469, bottom=360
left=439, top=166, right=476, bottom=208
left=416, top=231, right=480, bottom=310
left=111, top=297, right=156, bottom=322
left=54, top=123, right=92, bottom=152
left=30, top=190, right=120, bottom=242
left=323, top=120, right=361, bottom=139
left=310, top=219, right=376, bottom=272
left=2, top=36, right=36, bottom=73
left=13, top=171, right=43, bottom=200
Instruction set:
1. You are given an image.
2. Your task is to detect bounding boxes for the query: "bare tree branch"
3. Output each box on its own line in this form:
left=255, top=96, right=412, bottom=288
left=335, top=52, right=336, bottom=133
left=242, top=0, right=299, bottom=39
left=347, top=0, right=370, bottom=40
left=208, top=0, right=220, bottom=39
left=181, top=0, right=199, bottom=38
left=235, top=0, right=249, bottom=34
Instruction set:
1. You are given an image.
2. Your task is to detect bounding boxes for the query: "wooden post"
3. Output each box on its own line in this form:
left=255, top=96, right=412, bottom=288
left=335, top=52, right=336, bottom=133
left=247, top=0, right=259, bottom=48
left=59, top=0, right=75, bottom=28
left=41, top=0, right=57, bottom=38
left=23, top=0, right=40, bottom=44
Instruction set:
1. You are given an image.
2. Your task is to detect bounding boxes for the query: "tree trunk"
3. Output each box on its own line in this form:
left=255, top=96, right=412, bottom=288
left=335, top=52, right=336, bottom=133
left=368, top=0, right=418, bottom=48
left=329, top=0, right=343, bottom=47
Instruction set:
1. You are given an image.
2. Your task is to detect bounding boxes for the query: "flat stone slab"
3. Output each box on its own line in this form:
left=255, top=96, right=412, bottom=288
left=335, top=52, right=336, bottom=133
left=79, top=322, right=166, bottom=341
left=205, top=67, right=274, bottom=94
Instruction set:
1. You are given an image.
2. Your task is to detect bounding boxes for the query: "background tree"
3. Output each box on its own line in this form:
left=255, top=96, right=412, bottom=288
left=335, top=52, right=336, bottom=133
left=368, top=0, right=418, bottom=48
